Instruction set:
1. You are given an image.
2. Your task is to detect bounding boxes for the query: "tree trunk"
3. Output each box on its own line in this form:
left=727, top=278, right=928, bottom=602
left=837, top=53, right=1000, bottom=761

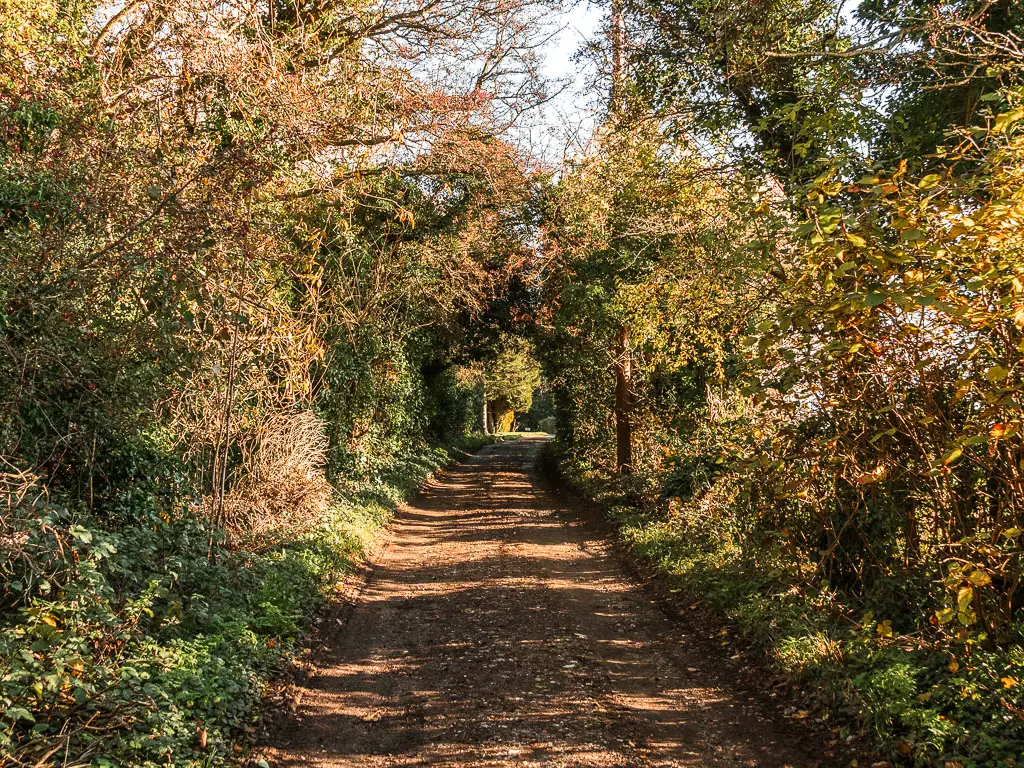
left=482, top=383, right=489, bottom=435
left=614, top=324, right=632, bottom=473
left=610, top=0, right=626, bottom=114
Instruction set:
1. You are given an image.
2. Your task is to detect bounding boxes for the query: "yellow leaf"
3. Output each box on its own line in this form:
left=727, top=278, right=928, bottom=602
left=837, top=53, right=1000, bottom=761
left=948, top=658, right=959, bottom=673
left=968, top=569, right=991, bottom=587
left=1002, top=677, right=1019, bottom=688
left=986, top=365, right=1009, bottom=383
left=994, top=108, right=1024, bottom=132
left=957, top=586, right=974, bottom=612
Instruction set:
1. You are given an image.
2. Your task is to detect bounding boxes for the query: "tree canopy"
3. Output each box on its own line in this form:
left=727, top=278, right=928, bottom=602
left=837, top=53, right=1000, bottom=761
left=3, top=0, right=1024, bottom=765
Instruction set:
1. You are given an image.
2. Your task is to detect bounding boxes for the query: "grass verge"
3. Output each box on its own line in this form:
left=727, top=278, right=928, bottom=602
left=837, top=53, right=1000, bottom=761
left=545, top=446, right=1024, bottom=768
left=0, top=434, right=499, bottom=768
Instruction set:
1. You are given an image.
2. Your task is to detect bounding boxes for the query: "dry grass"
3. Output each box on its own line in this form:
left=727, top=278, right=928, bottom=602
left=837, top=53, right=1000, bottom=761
left=214, top=410, right=335, bottom=546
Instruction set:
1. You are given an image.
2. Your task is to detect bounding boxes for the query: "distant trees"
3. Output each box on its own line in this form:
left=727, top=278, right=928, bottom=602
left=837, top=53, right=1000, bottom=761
left=485, top=337, right=542, bottom=432
left=459, top=336, right=542, bottom=433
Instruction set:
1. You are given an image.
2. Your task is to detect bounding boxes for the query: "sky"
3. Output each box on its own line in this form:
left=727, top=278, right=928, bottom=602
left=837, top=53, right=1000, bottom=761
left=519, top=0, right=606, bottom=166
left=516, top=0, right=868, bottom=167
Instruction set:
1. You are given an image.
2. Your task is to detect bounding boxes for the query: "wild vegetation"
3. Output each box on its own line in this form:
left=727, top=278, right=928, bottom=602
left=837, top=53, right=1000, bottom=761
left=537, top=1, right=1024, bottom=765
left=0, top=0, right=547, bottom=763
left=3, top=0, right=1024, bottom=766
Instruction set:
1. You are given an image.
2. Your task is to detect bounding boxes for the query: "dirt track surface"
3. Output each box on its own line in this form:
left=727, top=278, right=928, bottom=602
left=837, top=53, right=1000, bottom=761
left=261, top=437, right=832, bottom=768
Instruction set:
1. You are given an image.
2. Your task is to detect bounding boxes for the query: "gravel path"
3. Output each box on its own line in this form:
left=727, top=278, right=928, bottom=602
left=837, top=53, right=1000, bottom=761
left=260, top=437, right=834, bottom=768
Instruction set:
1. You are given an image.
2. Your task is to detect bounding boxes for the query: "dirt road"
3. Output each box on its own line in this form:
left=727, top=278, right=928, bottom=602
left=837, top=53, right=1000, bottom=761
left=261, top=437, right=832, bottom=767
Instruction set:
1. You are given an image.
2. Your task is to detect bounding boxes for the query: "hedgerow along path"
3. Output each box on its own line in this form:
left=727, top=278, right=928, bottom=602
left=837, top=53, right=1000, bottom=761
left=259, top=437, right=837, bottom=767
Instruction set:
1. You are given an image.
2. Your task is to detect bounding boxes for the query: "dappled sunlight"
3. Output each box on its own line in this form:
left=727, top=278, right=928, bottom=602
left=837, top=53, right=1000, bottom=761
left=260, top=439, right=820, bottom=768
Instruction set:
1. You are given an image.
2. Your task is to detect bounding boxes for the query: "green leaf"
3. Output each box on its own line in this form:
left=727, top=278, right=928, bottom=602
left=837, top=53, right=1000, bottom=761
left=942, top=447, right=963, bottom=466
left=6, top=707, right=35, bottom=723
left=69, top=525, right=93, bottom=544
left=985, top=365, right=1009, bottom=383
left=864, top=291, right=887, bottom=307
left=958, top=607, right=976, bottom=626
left=957, top=586, right=974, bottom=612
left=918, top=174, right=942, bottom=190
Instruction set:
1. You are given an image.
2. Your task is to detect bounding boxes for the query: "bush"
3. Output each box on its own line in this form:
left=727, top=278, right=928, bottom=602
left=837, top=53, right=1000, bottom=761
left=556, top=443, right=1024, bottom=766
left=0, top=436, right=491, bottom=767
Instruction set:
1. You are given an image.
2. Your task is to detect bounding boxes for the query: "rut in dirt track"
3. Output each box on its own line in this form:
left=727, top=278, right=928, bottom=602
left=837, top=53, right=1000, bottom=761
left=261, top=437, right=832, bottom=768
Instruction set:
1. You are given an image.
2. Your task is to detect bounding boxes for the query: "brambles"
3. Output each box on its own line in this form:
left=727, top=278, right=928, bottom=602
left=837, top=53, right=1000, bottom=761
left=214, top=410, right=334, bottom=545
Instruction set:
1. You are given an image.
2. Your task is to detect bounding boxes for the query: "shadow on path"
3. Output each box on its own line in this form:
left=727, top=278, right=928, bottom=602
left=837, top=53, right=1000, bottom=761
left=259, top=438, right=828, bottom=768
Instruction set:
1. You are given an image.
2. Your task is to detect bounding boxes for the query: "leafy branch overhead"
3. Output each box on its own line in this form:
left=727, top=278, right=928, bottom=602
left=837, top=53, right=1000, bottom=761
left=3, top=0, right=1024, bottom=766
left=0, top=0, right=552, bottom=762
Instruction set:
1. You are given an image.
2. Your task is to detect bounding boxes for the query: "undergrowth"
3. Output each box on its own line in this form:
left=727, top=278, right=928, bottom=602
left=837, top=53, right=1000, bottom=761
left=0, top=435, right=496, bottom=768
left=549, top=447, right=1024, bottom=768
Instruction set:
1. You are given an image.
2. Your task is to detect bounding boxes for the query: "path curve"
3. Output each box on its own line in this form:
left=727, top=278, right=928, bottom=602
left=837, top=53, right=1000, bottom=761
left=261, top=437, right=831, bottom=768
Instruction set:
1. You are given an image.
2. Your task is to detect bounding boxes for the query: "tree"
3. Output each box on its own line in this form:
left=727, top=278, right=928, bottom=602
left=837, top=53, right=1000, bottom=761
left=539, top=121, right=760, bottom=474
left=485, top=337, right=542, bottom=432
left=458, top=336, right=542, bottom=434
left=0, top=0, right=552, bottom=499
left=622, top=0, right=1020, bottom=184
